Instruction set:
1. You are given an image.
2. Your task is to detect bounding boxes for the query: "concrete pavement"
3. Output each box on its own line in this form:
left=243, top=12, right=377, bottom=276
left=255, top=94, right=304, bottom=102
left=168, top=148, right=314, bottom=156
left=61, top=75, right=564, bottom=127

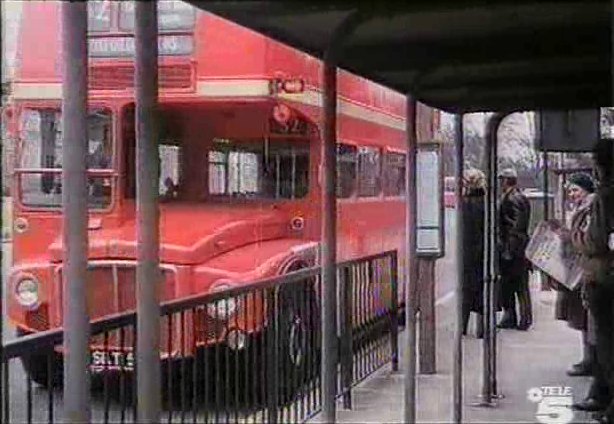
left=311, top=281, right=594, bottom=424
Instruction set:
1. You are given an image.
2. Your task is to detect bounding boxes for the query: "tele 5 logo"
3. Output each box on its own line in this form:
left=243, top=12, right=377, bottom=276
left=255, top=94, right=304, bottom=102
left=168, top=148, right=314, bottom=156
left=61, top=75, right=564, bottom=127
left=528, top=386, right=574, bottom=424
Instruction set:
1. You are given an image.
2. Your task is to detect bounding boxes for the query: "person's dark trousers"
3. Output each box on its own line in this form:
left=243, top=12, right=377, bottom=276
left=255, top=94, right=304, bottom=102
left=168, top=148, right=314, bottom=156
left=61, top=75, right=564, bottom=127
left=516, top=264, right=533, bottom=330
left=462, top=297, right=471, bottom=335
left=461, top=298, right=484, bottom=338
left=587, top=283, right=614, bottom=420
left=498, top=257, right=519, bottom=327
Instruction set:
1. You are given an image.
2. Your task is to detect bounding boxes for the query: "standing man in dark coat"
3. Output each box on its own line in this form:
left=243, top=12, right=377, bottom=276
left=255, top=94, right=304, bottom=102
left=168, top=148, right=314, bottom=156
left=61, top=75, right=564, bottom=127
left=461, top=168, right=486, bottom=337
left=497, top=167, right=533, bottom=330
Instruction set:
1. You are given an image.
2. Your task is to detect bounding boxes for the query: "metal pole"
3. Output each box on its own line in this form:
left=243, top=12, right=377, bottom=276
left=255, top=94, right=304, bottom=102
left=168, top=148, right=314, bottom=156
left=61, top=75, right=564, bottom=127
left=403, top=97, right=418, bottom=424
left=490, top=115, right=501, bottom=399
left=475, top=113, right=505, bottom=407
left=452, top=114, right=464, bottom=423
left=480, top=121, right=493, bottom=406
left=135, top=2, right=161, bottom=422
left=543, top=149, right=550, bottom=220
left=321, top=49, right=338, bottom=423
left=61, top=2, right=90, bottom=422
left=321, top=12, right=364, bottom=423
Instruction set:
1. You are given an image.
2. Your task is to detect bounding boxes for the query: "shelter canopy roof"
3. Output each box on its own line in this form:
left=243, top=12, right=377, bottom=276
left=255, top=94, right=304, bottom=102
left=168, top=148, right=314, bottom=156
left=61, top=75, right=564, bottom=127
left=188, top=1, right=610, bottom=113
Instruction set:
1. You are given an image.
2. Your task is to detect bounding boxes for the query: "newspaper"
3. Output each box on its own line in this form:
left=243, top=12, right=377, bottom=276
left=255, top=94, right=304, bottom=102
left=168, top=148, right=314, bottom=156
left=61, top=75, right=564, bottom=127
left=525, top=221, right=586, bottom=290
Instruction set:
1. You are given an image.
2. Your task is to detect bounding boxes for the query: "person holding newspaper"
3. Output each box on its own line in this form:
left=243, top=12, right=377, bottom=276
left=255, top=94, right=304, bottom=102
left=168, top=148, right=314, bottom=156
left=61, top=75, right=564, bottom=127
left=553, top=173, right=596, bottom=378
left=568, top=139, right=614, bottom=423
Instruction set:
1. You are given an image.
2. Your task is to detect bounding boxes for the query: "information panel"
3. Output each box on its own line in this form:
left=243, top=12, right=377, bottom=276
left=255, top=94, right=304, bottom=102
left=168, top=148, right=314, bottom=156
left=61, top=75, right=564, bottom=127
left=416, top=144, right=444, bottom=257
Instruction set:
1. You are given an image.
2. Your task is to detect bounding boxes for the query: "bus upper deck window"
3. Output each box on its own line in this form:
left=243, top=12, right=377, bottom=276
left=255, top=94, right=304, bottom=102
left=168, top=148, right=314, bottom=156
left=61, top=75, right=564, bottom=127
left=337, top=144, right=357, bottom=198
left=384, top=152, right=406, bottom=196
left=357, top=146, right=382, bottom=198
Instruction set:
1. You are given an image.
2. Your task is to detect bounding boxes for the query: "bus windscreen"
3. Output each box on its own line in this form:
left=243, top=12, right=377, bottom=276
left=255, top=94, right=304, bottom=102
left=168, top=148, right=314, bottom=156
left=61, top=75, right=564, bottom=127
left=17, top=108, right=113, bottom=209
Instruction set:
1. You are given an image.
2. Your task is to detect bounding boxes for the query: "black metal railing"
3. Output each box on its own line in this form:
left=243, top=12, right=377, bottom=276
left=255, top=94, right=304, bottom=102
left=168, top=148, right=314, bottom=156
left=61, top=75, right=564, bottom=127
left=1, top=250, right=398, bottom=423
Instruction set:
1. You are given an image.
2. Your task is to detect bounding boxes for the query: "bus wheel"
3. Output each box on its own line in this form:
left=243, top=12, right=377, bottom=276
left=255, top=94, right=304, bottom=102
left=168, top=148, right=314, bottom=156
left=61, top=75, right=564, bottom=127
left=275, top=284, right=320, bottom=404
left=16, top=329, right=63, bottom=388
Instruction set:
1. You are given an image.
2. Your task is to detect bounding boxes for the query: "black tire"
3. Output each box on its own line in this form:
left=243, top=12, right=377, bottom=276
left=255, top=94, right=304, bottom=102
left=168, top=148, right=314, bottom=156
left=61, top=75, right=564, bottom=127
left=275, top=282, right=321, bottom=404
left=16, top=329, right=63, bottom=388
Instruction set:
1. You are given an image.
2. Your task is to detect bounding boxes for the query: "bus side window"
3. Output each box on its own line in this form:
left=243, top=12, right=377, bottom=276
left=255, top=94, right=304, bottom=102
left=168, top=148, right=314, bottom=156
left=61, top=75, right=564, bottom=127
left=337, top=143, right=357, bottom=198
left=357, top=146, right=382, bottom=198
left=384, top=152, right=406, bottom=196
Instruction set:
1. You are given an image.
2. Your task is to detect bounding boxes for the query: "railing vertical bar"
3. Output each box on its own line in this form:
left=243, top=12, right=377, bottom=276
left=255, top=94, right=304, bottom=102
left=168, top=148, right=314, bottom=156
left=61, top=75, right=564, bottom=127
left=298, top=281, right=306, bottom=422
left=192, top=310, right=198, bottom=424
left=352, top=264, right=358, bottom=383
left=363, top=262, right=368, bottom=380
left=280, top=290, right=287, bottom=424
left=214, top=306, right=221, bottom=424
left=319, top=275, right=323, bottom=412
left=391, top=253, right=399, bottom=371
left=203, top=311, right=210, bottom=424
left=119, top=326, right=126, bottom=424
left=223, top=299, right=231, bottom=424
left=305, top=281, right=313, bottom=416
left=341, top=264, right=353, bottom=409
left=132, top=324, right=138, bottom=422
left=103, top=331, right=110, bottom=424
left=233, top=295, right=240, bottom=424
left=371, top=262, right=376, bottom=370
left=259, top=290, right=266, bottom=423
left=180, top=311, right=187, bottom=423
left=245, top=292, right=251, bottom=419
left=3, top=361, right=9, bottom=424
left=266, top=288, right=279, bottom=424
left=361, top=262, right=367, bottom=380
left=26, top=354, right=33, bottom=424
left=167, top=314, right=174, bottom=424
left=47, top=351, right=55, bottom=424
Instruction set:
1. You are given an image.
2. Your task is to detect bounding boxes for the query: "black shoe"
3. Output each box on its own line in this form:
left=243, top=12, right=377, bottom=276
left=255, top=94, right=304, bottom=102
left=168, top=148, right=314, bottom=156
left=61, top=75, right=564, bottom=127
left=496, top=320, right=516, bottom=329
left=516, top=323, right=531, bottom=331
left=591, top=411, right=612, bottom=423
left=572, top=398, right=605, bottom=412
left=571, top=359, right=592, bottom=370
left=568, top=367, right=592, bottom=377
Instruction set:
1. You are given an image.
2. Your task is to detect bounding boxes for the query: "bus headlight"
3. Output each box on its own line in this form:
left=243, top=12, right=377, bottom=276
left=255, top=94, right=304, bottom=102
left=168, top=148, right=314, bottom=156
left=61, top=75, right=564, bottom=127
left=206, top=280, right=238, bottom=320
left=15, top=277, right=40, bottom=309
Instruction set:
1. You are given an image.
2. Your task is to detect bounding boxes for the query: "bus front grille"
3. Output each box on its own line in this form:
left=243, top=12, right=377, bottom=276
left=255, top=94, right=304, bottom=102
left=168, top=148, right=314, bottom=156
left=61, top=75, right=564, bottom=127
left=57, top=262, right=176, bottom=321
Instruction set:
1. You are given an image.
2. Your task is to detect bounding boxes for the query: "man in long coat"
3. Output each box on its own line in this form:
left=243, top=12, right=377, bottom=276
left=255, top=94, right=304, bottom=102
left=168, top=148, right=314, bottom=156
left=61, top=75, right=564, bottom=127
left=496, top=167, right=532, bottom=330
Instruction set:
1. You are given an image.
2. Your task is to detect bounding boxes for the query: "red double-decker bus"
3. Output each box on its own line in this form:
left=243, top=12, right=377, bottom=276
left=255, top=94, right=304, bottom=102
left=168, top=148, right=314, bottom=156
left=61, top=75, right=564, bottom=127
left=5, top=1, right=430, bottom=385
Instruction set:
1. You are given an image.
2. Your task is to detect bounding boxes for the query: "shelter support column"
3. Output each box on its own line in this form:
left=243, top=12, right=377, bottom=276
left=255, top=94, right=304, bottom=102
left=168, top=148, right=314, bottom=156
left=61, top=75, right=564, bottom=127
left=404, top=96, right=418, bottom=424
left=489, top=115, right=501, bottom=399
left=321, top=47, right=338, bottom=424
left=452, top=114, right=464, bottom=423
left=321, top=11, right=364, bottom=423
left=61, top=2, right=90, bottom=422
left=476, top=113, right=505, bottom=407
left=135, top=2, right=162, bottom=422
left=541, top=149, right=551, bottom=290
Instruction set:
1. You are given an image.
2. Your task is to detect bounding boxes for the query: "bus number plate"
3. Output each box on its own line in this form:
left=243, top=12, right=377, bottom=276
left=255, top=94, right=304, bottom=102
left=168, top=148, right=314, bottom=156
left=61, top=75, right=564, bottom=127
left=90, top=350, right=134, bottom=372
